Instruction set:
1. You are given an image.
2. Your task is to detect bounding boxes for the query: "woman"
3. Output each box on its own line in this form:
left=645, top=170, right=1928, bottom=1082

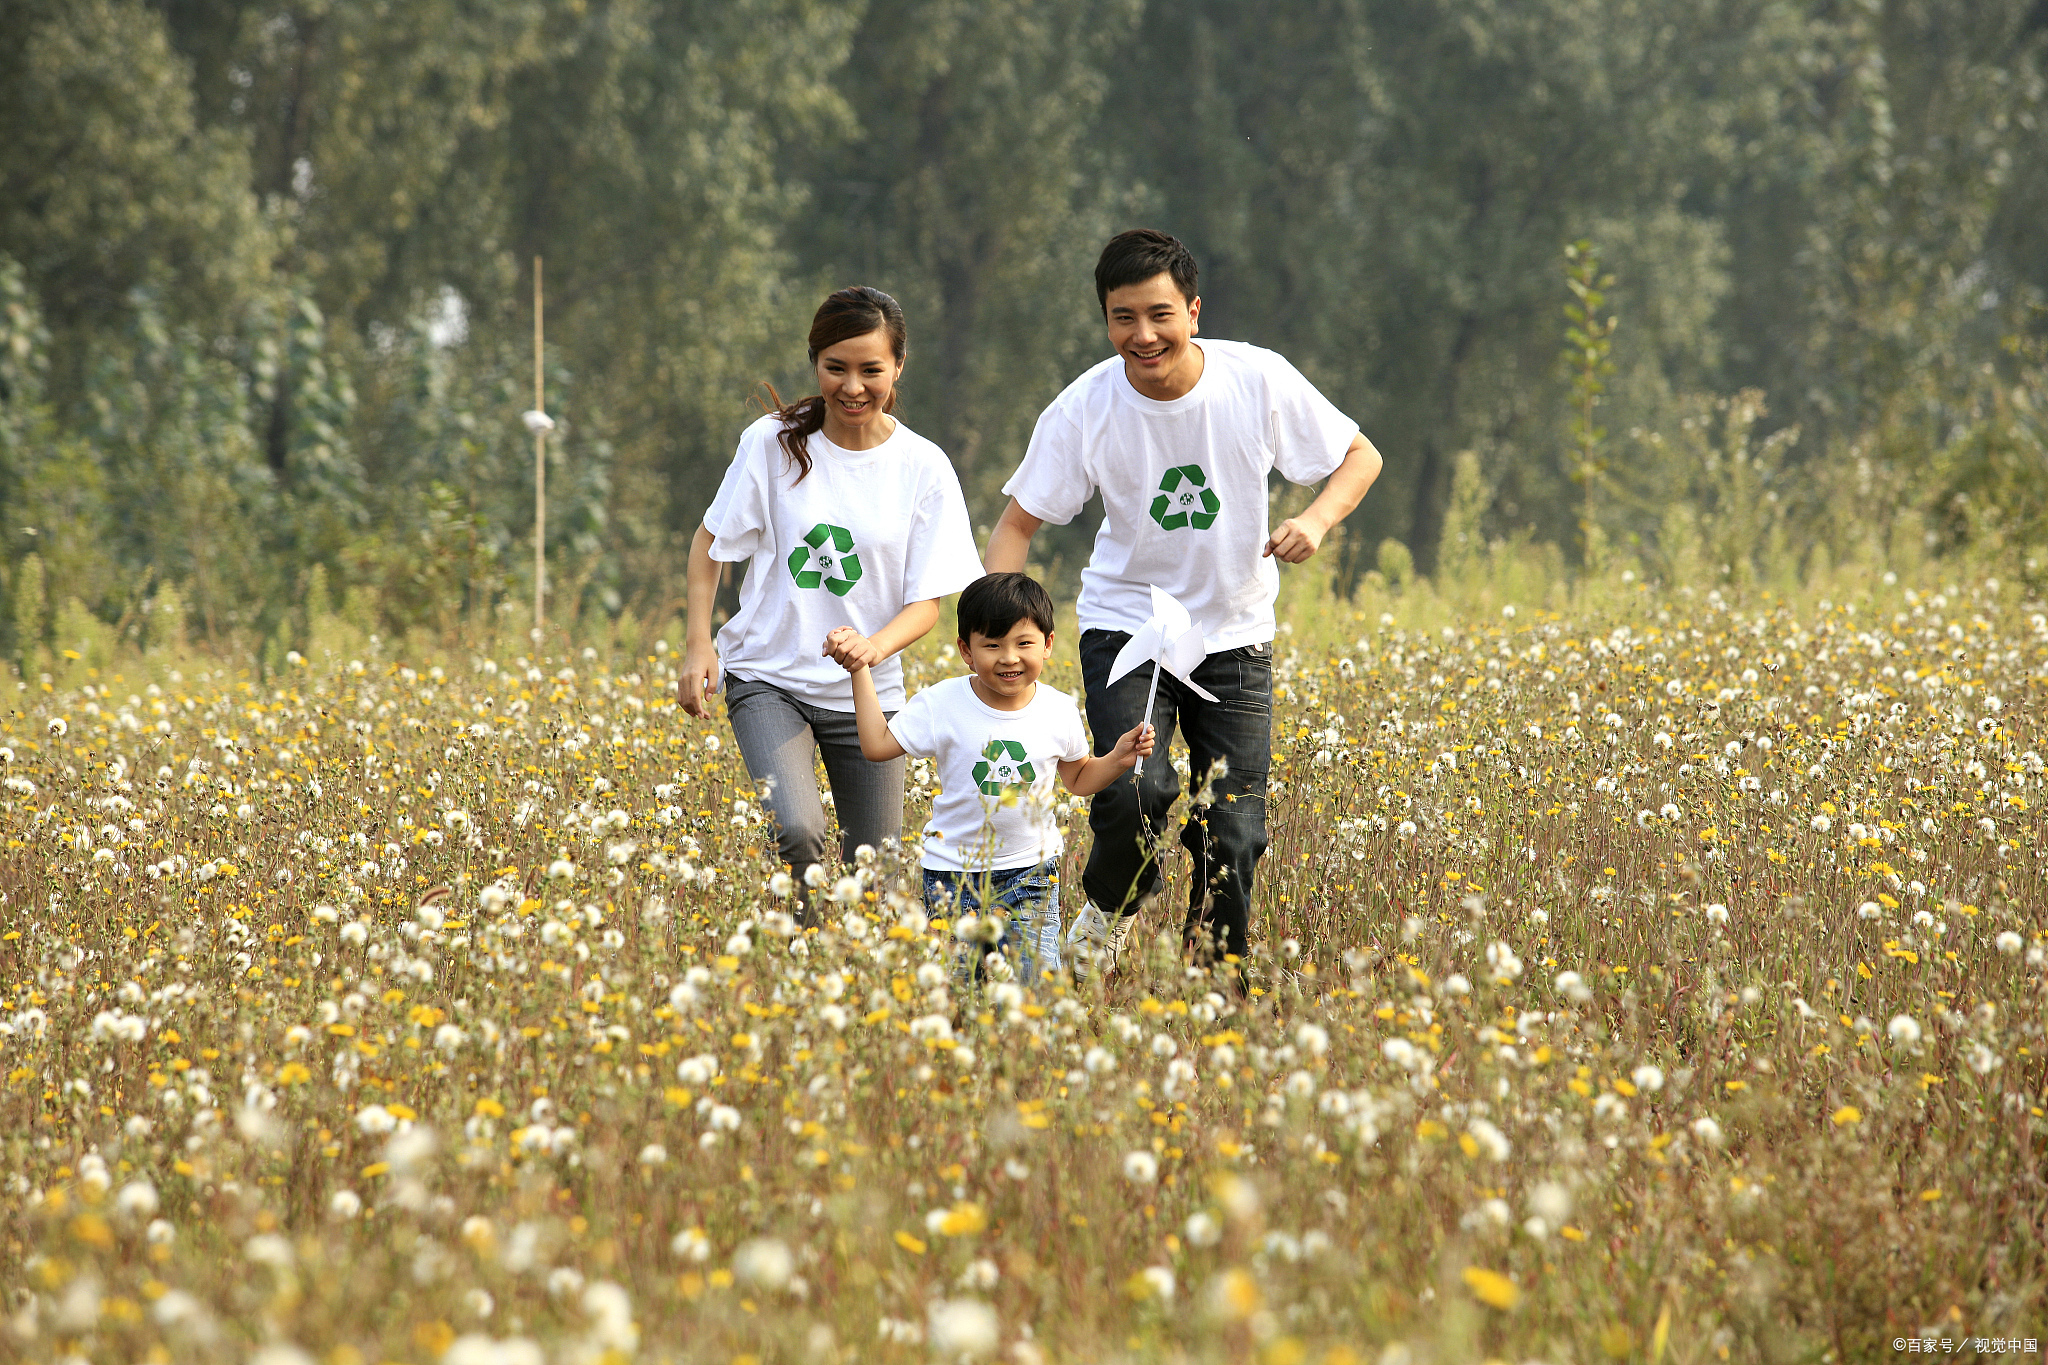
left=679, top=286, right=981, bottom=906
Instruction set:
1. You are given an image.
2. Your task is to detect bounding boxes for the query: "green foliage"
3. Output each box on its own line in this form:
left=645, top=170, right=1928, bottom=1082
left=0, top=0, right=2043, bottom=635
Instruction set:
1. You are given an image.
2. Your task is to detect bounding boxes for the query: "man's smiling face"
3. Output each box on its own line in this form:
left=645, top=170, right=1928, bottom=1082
left=1104, top=273, right=1201, bottom=399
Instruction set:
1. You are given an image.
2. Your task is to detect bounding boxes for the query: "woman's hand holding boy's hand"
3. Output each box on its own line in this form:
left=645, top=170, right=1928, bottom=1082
left=823, top=627, right=883, bottom=672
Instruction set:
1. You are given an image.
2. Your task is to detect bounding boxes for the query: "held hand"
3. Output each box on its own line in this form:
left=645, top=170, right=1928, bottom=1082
left=1262, top=515, right=1327, bottom=563
left=1111, top=721, right=1156, bottom=768
left=823, top=626, right=884, bottom=673
left=678, top=641, right=722, bottom=719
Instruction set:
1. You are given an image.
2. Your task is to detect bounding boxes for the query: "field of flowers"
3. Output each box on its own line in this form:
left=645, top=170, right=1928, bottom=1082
left=1, top=571, right=2044, bottom=1364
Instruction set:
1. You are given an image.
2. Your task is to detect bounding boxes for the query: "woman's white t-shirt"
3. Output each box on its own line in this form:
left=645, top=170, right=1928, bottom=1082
left=1002, top=339, right=1357, bottom=651
left=703, top=414, right=983, bottom=710
left=888, top=675, right=1090, bottom=873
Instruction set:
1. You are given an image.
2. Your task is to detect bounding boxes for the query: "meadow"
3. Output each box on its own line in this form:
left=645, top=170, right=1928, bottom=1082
left=1, top=565, right=2043, bottom=1364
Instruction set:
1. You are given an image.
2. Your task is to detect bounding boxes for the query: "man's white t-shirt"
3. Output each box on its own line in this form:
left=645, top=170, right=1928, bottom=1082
left=888, top=675, right=1090, bottom=873
left=1002, top=339, right=1357, bottom=650
left=704, top=414, right=982, bottom=710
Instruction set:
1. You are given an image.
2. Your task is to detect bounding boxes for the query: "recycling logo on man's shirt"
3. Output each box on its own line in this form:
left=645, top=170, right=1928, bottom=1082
left=1149, top=464, right=1220, bottom=530
left=787, top=522, right=864, bottom=596
left=972, top=739, right=1037, bottom=796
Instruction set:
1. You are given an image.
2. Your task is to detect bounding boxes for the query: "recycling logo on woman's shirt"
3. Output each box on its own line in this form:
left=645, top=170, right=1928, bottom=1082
left=787, top=523, right=864, bottom=596
left=1149, top=464, right=1220, bottom=530
left=973, top=739, right=1037, bottom=796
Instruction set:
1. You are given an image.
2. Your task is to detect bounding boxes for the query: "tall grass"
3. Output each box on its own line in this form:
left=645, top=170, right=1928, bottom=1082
left=0, top=556, right=2042, bottom=1363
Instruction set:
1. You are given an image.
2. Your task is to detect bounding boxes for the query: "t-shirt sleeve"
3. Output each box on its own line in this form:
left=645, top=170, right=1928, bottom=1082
left=901, top=458, right=985, bottom=603
left=1000, top=400, right=1092, bottom=526
left=886, top=688, right=941, bottom=759
left=701, top=425, right=776, bottom=563
left=1263, top=353, right=1359, bottom=486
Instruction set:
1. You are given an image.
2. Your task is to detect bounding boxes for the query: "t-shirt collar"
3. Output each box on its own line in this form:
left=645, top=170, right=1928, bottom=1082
left=1116, top=342, right=1209, bottom=413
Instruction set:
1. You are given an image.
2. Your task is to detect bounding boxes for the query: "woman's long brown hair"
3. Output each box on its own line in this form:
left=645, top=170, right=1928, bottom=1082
left=755, top=286, right=908, bottom=483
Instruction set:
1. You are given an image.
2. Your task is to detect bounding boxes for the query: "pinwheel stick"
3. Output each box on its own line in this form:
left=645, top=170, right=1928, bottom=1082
left=1133, top=657, right=1165, bottom=778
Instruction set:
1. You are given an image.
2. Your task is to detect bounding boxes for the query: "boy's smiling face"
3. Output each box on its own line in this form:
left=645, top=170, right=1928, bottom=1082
left=960, top=620, right=1052, bottom=709
left=1105, top=272, right=1202, bottom=399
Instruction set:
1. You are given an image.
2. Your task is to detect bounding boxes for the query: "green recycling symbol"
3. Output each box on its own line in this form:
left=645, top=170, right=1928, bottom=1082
left=971, top=739, right=1037, bottom=796
left=1149, top=464, right=1220, bottom=530
left=787, top=523, right=864, bottom=596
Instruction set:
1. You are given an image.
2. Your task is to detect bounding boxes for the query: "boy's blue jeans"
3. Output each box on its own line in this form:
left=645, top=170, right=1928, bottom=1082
left=921, top=860, right=1063, bottom=983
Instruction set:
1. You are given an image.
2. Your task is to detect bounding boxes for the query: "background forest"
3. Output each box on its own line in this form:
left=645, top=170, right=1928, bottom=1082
left=1, top=0, right=2045, bottom=666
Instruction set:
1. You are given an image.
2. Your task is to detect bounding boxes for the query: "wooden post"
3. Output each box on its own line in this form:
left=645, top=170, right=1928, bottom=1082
left=533, top=256, right=546, bottom=645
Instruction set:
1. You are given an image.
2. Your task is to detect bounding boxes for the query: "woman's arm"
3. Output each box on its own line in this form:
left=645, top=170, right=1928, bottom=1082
left=822, top=598, right=941, bottom=672
left=849, top=665, right=907, bottom=762
left=678, top=524, right=723, bottom=718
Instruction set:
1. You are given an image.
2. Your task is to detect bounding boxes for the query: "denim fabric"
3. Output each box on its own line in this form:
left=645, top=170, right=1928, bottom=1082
left=1077, top=629, right=1271, bottom=962
left=922, top=860, right=1063, bottom=984
left=723, top=675, right=904, bottom=901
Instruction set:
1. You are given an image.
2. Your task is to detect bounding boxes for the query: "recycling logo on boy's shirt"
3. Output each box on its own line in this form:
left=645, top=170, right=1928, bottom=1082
left=1149, top=464, right=1220, bottom=530
left=787, top=522, right=864, bottom=596
left=973, top=739, right=1036, bottom=796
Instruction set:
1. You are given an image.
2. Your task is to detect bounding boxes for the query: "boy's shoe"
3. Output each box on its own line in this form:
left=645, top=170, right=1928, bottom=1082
left=1066, top=901, right=1138, bottom=979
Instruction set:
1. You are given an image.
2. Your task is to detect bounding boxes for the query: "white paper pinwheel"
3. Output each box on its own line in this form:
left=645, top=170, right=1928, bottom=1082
left=1107, top=585, right=1217, bottom=701
left=1106, top=586, right=1214, bottom=775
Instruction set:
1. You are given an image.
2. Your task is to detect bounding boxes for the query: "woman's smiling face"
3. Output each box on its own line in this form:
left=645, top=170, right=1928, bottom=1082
left=815, top=328, right=902, bottom=448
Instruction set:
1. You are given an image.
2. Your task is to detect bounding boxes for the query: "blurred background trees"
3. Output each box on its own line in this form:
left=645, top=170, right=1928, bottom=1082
left=0, top=0, right=2043, bottom=662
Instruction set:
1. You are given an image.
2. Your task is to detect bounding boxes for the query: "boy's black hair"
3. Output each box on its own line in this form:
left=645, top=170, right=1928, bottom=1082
left=957, top=573, right=1056, bottom=643
left=1095, top=228, right=1199, bottom=315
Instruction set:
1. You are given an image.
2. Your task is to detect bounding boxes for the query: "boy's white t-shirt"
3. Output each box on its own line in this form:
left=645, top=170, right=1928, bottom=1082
left=1002, top=339, right=1357, bottom=650
left=704, top=414, right=982, bottom=710
left=888, top=675, right=1090, bottom=873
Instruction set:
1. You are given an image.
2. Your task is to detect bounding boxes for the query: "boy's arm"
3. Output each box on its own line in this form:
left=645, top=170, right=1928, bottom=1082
left=824, top=598, right=940, bottom=672
left=1057, top=722, right=1155, bottom=796
left=850, top=666, right=907, bottom=763
left=1264, top=432, right=1384, bottom=563
left=983, top=499, right=1044, bottom=574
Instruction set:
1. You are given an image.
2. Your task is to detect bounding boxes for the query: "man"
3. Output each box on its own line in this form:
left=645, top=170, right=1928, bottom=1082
left=984, top=228, right=1383, bottom=980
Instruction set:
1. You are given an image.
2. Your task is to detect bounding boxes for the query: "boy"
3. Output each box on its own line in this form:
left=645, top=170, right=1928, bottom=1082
left=983, top=228, right=1383, bottom=980
left=839, top=573, right=1154, bottom=980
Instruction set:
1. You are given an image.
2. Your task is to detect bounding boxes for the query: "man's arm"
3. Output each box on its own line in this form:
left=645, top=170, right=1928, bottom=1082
left=983, top=499, right=1045, bottom=574
left=1263, top=432, right=1384, bottom=564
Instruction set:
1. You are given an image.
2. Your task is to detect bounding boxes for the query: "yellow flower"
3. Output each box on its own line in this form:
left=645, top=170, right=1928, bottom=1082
left=1461, top=1265, right=1519, bottom=1310
left=893, top=1230, right=927, bottom=1255
left=1831, top=1106, right=1861, bottom=1125
left=937, top=1202, right=987, bottom=1236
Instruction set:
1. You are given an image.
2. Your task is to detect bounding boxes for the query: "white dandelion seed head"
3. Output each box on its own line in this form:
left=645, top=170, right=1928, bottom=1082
left=1123, top=1151, right=1159, bottom=1185
left=1528, top=1181, right=1572, bottom=1223
left=1888, top=1014, right=1922, bottom=1047
left=927, top=1299, right=999, bottom=1359
left=734, top=1237, right=794, bottom=1290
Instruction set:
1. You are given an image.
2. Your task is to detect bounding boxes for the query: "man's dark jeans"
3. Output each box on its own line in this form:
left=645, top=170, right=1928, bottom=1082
left=1078, top=629, right=1272, bottom=963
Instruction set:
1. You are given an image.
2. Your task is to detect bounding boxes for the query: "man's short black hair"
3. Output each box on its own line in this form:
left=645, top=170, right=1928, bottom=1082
left=957, top=573, right=1056, bottom=643
left=1095, top=228, right=1199, bottom=315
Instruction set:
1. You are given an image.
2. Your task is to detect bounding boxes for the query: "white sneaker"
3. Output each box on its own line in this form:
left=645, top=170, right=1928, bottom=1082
left=1066, top=901, right=1138, bottom=978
